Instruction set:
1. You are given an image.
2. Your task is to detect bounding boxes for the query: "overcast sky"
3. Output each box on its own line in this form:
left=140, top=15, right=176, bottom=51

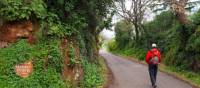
left=100, top=0, right=200, bottom=40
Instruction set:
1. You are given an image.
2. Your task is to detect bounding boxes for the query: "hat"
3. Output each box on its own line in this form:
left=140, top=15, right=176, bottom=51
left=152, top=43, right=157, bottom=48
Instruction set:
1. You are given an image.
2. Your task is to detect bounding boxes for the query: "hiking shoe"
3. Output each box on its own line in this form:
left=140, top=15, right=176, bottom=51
left=153, top=85, right=157, bottom=88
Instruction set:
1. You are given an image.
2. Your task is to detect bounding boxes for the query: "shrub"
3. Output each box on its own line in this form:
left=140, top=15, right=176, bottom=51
left=80, top=59, right=103, bottom=88
left=107, top=39, right=117, bottom=51
left=0, top=39, right=67, bottom=88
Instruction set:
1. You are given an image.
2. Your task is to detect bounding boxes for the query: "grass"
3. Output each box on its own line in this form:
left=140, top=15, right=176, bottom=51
left=80, top=56, right=110, bottom=88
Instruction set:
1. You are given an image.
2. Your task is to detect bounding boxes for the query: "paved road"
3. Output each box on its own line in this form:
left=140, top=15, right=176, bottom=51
left=100, top=50, right=193, bottom=88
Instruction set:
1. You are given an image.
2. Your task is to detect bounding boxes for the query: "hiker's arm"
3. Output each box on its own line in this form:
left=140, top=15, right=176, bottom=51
left=145, top=51, right=151, bottom=64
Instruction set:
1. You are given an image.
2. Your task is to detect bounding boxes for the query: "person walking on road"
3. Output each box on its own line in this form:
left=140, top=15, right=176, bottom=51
left=145, top=43, right=161, bottom=88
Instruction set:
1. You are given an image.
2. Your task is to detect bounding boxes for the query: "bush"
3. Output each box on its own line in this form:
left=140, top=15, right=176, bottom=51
left=80, top=59, right=103, bottom=88
left=191, top=11, right=200, bottom=25
left=107, top=39, right=117, bottom=51
left=0, top=39, right=68, bottom=88
left=0, top=0, right=47, bottom=21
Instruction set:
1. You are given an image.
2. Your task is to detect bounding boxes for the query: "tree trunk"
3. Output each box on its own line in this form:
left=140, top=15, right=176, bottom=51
left=134, top=23, right=139, bottom=44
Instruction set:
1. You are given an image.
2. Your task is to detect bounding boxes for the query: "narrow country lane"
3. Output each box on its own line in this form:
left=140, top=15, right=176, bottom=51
left=99, top=50, right=194, bottom=88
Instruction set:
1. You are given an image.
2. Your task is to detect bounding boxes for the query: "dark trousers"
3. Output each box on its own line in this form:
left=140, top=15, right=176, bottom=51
left=148, top=64, right=158, bottom=86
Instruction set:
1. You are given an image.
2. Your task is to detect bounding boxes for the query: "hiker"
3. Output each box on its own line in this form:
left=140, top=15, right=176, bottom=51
left=145, top=43, right=161, bottom=88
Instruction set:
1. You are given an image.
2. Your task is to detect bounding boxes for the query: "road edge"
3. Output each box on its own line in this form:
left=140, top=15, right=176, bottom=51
left=99, top=56, right=115, bottom=88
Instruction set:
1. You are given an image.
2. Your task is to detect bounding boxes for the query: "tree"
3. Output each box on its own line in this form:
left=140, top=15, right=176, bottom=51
left=151, top=0, right=200, bottom=25
left=114, top=0, right=153, bottom=43
left=114, top=20, right=134, bottom=48
left=43, top=0, right=114, bottom=60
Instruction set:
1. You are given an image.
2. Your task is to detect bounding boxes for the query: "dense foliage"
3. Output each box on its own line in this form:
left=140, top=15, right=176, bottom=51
left=0, top=39, right=67, bottom=88
left=114, top=20, right=134, bottom=49
left=0, top=0, right=114, bottom=88
left=80, top=59, right=103, bottom=88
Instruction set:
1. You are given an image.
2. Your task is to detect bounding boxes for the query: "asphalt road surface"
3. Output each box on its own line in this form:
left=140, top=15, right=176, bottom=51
left=100, top=50, right=193, bottom=88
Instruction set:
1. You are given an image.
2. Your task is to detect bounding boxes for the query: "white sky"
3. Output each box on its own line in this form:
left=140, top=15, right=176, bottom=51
left=100, top=0, right=200, bottom=40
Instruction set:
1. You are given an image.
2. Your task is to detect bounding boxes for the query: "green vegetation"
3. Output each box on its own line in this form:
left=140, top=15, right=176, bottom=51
left=0, top=39, right=109, bottom=88
left=80, top=59, right=103, bottom=88
left=80, top=57, right=109, bottom=88
left=0, top=39, right=67, bottom=88
left=2, top=0, right=199, bottom=87
left=0, top=0, right=113, bottom=88
left=108, top=10, right=200, bottom=87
